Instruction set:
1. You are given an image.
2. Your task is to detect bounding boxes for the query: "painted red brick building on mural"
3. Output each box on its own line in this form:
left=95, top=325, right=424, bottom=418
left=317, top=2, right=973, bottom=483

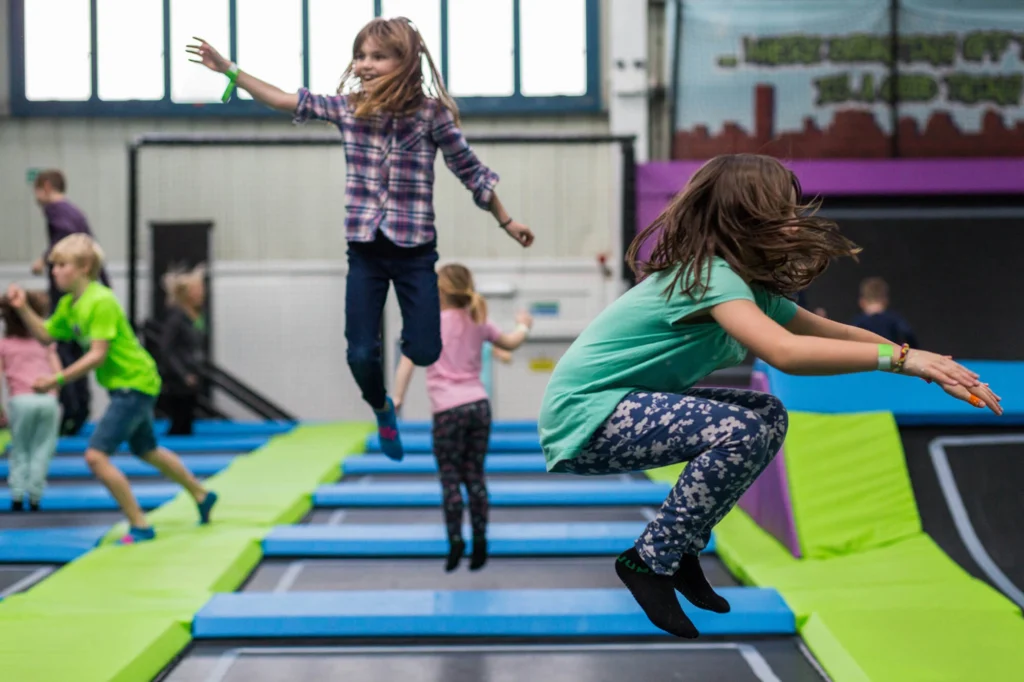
left=673, top=84, right=1024, bottom=158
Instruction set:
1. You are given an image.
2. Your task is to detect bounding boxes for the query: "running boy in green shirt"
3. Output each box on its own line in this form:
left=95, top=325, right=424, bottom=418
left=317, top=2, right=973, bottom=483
left=6, top=234, right=217, bottom=544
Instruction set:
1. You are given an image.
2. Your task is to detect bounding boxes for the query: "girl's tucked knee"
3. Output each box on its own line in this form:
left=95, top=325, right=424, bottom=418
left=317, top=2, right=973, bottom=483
left=761, top=394, right=788, bottom=427
left=405, top=343, right=442, bottom=367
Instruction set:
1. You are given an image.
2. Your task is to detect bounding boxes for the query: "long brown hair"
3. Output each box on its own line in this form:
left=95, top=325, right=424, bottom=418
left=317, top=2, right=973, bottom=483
left=626, top=154, right=860, bottom=300
left=1, top=291, right=49, bottom=338
left=438, top=264, right=487, bottom=324
left=339, top=17, right=459, bottom=124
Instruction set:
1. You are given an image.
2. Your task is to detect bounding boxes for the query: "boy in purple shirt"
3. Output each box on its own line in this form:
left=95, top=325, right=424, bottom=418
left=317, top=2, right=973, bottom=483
left=31, top=170, right=110, bottom=435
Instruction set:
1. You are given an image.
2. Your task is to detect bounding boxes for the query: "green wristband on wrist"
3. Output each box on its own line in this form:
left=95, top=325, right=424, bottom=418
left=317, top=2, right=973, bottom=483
left=55, top=372, right=66, bottom=387
left=221, top=63, right=239, bottom=103
left=877, top=344, right=894, bottom=371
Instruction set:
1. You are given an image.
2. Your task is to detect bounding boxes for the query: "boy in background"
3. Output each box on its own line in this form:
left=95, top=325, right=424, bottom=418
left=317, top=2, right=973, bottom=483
left=852, top=277, right=918, bottom=347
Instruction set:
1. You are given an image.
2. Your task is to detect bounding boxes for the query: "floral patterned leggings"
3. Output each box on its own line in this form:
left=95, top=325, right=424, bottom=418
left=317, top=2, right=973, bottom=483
left=432, top=399, right=492, bottom=541
left=558, top=388, right=788, bottom=575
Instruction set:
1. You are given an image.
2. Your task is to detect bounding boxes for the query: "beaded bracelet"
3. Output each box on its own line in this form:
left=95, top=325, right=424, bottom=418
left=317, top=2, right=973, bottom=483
left=892, top=344, right=911, bottom=373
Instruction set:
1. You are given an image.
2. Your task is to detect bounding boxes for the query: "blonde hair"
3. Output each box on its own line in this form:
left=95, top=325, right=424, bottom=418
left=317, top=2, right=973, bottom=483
left=48, top=233, right=105, bottom=280
left=438, top=263, right=486, bottom=324
left=338, top=17, right=460, bottom=124
left=162, top=263, right=206, bottom=308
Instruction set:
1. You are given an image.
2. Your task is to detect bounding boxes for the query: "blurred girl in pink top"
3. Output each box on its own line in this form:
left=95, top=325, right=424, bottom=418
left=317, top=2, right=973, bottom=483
left=393, top=264, right=532, bottom=572
left=0, top=291, right=62, bottom=510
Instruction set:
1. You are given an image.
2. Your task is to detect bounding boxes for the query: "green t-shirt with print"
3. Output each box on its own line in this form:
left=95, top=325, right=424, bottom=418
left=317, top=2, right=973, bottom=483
left=45, top=282, right=162, bottom=396
left=538, top=257, right=798, bottom=471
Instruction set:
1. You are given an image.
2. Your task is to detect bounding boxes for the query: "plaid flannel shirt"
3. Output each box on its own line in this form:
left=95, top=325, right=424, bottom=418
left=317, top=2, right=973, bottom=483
left=293, top=88, right=499, bottom=247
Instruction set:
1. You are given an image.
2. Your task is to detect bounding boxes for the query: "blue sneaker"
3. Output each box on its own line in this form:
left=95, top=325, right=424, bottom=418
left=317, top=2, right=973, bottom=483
left=118, top=526, right=156, bottom=545
left=197, top=491, right=218, bottom=525
left=375, top=397, right=404, bottom=461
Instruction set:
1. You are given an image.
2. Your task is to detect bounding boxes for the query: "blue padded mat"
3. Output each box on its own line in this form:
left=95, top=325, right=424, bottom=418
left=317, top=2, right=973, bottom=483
left=315, top=481, right=672, bottom=507
left=366, top=432, right=540, bottom=454
left=53, top=434, right=268, bottom=455
left=193, top=587, right=793, bottom=638
left=0, top=526, right=109, bottom=563
left=343, top=454, right=546, bottom=475
left=398, top=420, right=538, bottom=434
left=0, top=455, right=236, bottom=479
left=263, top=523, right=716, bottom=556
left=0, top=483, right=180, bottom=512
left=76, top=420, right=296, bottom=437
left=757, top=359, right=1024, bottom=424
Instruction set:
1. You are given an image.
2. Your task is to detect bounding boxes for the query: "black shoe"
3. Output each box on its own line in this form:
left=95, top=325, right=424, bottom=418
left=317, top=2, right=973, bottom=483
left=445, top=538, right=465, bottom=573
left=11, top=499, right=24, bottom=512
left=29, top=500, right=40, bottom=512
left=469, top=536, right=488, bottom=571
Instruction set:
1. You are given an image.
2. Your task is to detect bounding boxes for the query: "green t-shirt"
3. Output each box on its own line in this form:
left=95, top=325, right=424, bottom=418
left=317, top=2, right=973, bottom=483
left=45, top=282, right=162, bottom=396
left=538, top=257, right=797, bottom=471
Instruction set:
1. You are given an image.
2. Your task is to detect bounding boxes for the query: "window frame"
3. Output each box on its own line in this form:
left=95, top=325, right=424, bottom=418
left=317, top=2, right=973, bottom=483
left=8, top=0, right=602, bottom=118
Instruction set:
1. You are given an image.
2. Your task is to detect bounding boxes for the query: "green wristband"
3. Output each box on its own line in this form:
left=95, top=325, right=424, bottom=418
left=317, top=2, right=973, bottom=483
left=877, top=344, right=894, bottom=371
left=55, top=372, right=66, bottom=387
left=221, top=63, right=239, bottom=103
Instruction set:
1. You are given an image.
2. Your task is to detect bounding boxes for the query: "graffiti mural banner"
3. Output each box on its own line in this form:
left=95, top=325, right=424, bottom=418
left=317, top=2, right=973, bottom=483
left=673, top=0, right=1024, bottom=159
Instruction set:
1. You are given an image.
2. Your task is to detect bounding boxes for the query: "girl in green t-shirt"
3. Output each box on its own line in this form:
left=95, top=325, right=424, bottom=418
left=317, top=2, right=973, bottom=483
left=539, top=153, right=1002, bottom=639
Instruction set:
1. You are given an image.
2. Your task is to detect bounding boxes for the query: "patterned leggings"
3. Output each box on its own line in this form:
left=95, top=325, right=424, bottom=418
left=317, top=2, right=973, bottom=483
left=432, top=399, right=492, bottom=541
left=559, top=388, right=788, bottom=575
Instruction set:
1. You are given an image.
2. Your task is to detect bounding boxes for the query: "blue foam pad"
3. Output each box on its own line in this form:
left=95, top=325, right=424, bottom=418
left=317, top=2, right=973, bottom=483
left=343, top=454, right=547, bottom=475
left=193, top=587, right=793, bottom=638
left=263, top=523, right=715, bottom=556
left=0, top=526, right=109, bottom=562
left=76, top=420, right=296, bottom=437
left=0, top=455, right=235, bottom=479
left=0, top=483, right=180, bottom=512
left=398, top=420, right=539, bottom=434
left=315, top=480, right=672, bottom=507
left=54, top=434, right=268, bottom=455
left=366, top=432, right=540, bottom=454
left=757, top=359, right=1024, bottom=425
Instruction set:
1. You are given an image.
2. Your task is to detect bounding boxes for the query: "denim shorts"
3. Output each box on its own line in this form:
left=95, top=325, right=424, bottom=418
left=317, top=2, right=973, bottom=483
left=88, top=389, right=159, bottom=457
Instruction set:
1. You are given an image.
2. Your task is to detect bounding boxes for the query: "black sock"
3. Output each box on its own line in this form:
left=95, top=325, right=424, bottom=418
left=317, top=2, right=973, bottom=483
left=445, top=538, right=465, bottom=572
left=11, top=499, right=23, bottom=512
left=673, top=554, right=730, bottom=613
left=615, top=547, right=698, bottom=639
left=469, top=536, right=487, bottom=571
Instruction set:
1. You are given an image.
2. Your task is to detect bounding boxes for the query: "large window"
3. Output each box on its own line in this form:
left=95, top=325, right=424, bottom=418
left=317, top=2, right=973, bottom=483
left=9, top=0, right=601, bottom=117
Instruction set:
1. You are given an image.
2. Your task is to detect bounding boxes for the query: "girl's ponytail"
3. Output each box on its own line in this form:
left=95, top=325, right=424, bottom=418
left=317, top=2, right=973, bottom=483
left=468, top=291, right=488, bottom=325
left=438, top=263, right=487, bottom=324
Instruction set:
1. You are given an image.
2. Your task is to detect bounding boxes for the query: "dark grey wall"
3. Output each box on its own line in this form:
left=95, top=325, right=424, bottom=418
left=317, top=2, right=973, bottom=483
left=807, top=202, right=1024, bottom=360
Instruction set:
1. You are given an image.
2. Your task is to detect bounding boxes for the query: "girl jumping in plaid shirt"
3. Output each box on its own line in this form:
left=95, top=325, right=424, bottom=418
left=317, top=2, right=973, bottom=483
left=189, top=18, right=534, bottom=460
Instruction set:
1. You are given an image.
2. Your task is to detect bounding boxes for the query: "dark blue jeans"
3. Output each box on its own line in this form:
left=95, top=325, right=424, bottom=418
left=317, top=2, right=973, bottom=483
left=346, top=241, right=442, bottom=411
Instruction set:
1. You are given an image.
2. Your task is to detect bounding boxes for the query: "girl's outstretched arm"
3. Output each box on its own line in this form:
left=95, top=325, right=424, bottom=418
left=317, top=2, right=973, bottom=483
left=712, top=299, right=1002, bottom=414
left=187, top=38, right=298, bottom=113
left=430, top=108, right=534, bottom=247
left=785, top=306, right=893, bottom=344
left=493, top=312, right=533, bottom=352
left=488, top=194, right=534, bottom=247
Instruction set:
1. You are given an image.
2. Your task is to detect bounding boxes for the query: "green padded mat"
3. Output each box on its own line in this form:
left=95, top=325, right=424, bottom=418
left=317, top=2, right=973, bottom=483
left=714, top=507, right=1024, bottom=682
left=704, top=409, right=1024, bottom=682
left=784, top=412, right=921, bottom=560
left=0, top=421, right=373, bottom=682
left=807, top=609, right=1024, bottom=682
